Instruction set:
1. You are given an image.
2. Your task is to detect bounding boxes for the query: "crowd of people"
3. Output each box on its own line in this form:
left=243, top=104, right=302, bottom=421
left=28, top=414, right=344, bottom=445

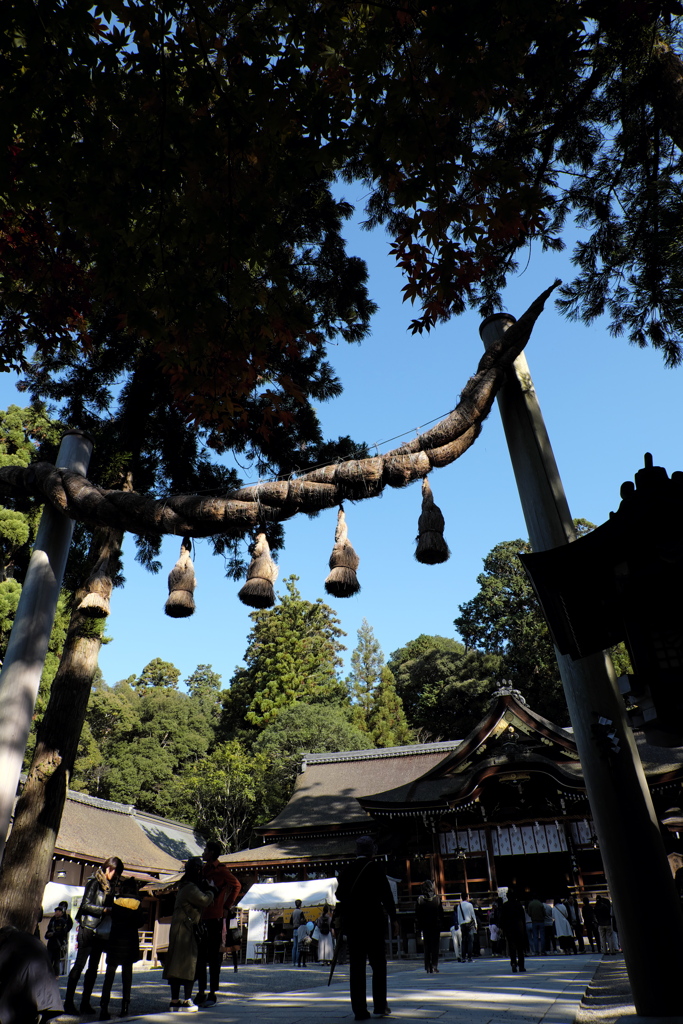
left=54, top=840, right=242, bottom=1018
left=4, top=833, right=625, bottom=1023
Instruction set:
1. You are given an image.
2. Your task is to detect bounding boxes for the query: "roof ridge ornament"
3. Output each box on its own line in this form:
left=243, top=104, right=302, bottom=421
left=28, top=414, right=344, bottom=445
left=489, top=681, right=528, bottom=706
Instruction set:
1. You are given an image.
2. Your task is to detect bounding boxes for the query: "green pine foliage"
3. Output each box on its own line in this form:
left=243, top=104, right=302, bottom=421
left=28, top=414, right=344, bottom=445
left=73, top=661, right=222, bottom=818
left=389, top=635, right=503, bottom=740
left=346, top=619, right=413, bottom=746
left=367, top=666, right=414, bottom=748
left=454, top=538, right=568, bottom=722
left=346, top=617, right=384, bottom=729
left=170, top=740, right=277, bottom=854
left=454, top=525, right=631, bottom=724
left=221, top=576, right=348, bottom=733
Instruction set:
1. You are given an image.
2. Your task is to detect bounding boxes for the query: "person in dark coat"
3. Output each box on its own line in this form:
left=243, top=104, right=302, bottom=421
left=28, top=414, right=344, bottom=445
left=64, top=856, right=124, bottom=1015
left=415, top=880, right=442, bottom=973
left=582, top=897, right=600, bottom=952
left=0, top=925, right=64, bottom=1023
left=163, top=857, right=214, bottom=1012
left=195, top=839, right=241, bottom=1008
left=500, top=890, right=528, bottom=973
left=98, top=878, right=144, bottom=1020
left=335, top=835, right=397, bottom=1022
left=45, top=907, right=70, bottom=976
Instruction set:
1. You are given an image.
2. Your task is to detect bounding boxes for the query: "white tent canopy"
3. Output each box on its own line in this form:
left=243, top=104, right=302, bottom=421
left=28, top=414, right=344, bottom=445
left=237, top=877, right=337, bottom=911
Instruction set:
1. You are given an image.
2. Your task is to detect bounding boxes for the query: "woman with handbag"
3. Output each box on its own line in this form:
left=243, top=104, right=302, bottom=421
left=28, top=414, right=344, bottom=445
left=163, top=857, right=214, bottom=1013
left=98, top=877, right=144, bottom=1021
left=63, top=856, right=124, bottom=1015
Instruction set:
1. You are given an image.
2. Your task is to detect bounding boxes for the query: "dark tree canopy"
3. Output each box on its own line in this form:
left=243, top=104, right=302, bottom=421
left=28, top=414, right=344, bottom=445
left=454, top=540, right=566, bottom=722
left=388, top=635, right=503, bottom=739
left=5, top=0, right=683, bottom=440
left=2, top=0, right=376, bottom=444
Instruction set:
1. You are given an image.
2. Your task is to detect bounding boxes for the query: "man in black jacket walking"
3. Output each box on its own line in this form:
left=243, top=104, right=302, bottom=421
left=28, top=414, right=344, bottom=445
left=335, top=836, right=397, bottom=1021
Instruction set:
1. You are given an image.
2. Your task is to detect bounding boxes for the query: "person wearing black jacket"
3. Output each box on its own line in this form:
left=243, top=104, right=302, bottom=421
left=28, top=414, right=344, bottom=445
left=335, top=836, right=397, bottom=1021
left=415, top=880, right=442, bottom=973
left=63, top=856, right=124, bottom=1015
left=500, top=890, right=527, bottom=974
left=98, top=877, right=144, bottom=1021
left=45, top=907, right=71, bottom=976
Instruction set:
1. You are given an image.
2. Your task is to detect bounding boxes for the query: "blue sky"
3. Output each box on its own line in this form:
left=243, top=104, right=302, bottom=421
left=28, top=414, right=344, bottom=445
left=1, top=186, right=682, bottom=692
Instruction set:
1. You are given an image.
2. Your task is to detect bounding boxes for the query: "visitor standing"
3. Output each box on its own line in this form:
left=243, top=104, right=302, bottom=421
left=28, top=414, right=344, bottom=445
left=98, top=877, right=144, bottom=1020
left=64, top=856, right=124, bottom=1015
left=316, top=904, right=335, bottom=965
left=582, top=897, right=600, bottom=953
left=291, top=899, right=305, bottom=966
left=527, top=895, right=545, bottom=955
left=456, top=895, right=477, bottom=962
left=450, top=914, right=462, bottom=961
left=415, top=880, right=442, bottom=973
left=552, top=899, right=575, bottom=953
left=543, top=899, right=557, bottom=953
left=595, top=896, right=616, bottom=955
left=45, top=907, right=70, bottom=976
left=195, top=840, right=241, bottom=1008
left=164, top=857, right=214, bottom=1013
left=500, top=890, right=527, bottom=974
left=335, top=835, right=397, bottom=1021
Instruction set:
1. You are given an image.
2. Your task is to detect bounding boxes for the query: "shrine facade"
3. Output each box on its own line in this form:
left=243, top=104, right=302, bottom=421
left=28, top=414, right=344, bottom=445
left=222, top=689, right=683, bottom=904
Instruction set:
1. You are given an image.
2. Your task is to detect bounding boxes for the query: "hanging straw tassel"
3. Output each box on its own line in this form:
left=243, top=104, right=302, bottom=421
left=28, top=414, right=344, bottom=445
left=78, top=556, right=113, bottom=618
left=325, top=506, right=361, bottom=597
left=165, top=536, right=196, bottom=618
left=238, top=531, right=278, bottom=608
left=415, top=477, right=450, bottom=564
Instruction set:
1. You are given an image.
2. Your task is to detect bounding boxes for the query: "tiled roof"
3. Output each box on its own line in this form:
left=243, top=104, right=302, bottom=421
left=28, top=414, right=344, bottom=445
left=261, top=744, right=459, bottom=833
left=53, top=789, right=204, bottom=873
left=222, top=836, right=359, bottom=865
left=635, top=732, right=683, bottom=775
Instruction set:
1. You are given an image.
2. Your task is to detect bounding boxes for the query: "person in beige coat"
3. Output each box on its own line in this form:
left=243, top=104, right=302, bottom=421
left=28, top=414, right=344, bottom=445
left=163, top=858, right=214, bottom=1013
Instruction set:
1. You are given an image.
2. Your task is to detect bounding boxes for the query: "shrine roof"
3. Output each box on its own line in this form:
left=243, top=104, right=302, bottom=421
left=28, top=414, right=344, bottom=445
left=220, top=835, right=359, bottom=866
left=53, top=788, right=204, bottom=873
left=635, top=732, right=683, bottom=777
left=358, top=692, right=585, bottom=814
left=259, top=741, right=461, bottom=834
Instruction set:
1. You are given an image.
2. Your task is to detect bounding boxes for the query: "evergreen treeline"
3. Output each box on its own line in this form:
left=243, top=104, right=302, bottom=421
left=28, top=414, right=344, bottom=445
left=67, top=579, right=414, bottom=851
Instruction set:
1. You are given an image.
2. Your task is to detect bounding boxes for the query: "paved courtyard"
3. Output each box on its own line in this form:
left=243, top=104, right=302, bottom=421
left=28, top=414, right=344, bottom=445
left=58, top=953, right=607, bottom=1024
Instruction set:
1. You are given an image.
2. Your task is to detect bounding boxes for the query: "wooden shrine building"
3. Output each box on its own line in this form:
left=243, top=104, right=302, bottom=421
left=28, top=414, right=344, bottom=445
left=223, top=687, right=683, bottom=904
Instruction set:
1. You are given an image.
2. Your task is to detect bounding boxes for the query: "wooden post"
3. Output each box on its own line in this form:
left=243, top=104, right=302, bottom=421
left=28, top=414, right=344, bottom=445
left=480, top=314, right=683, bottom=1017
left=0, top=430, right=92, bottom=868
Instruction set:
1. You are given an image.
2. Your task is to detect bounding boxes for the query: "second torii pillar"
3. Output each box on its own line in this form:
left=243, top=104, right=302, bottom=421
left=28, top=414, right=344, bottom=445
left=480, top=312, right=683, bottom=1018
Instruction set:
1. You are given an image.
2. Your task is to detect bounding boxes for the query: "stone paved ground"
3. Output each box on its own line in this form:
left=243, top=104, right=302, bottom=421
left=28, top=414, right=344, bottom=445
left=56, top=951, right=603, bottom=1023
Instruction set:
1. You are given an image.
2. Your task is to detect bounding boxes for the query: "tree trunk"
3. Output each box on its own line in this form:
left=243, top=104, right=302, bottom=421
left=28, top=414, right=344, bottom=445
left=0, top=524, right=122, bottom=931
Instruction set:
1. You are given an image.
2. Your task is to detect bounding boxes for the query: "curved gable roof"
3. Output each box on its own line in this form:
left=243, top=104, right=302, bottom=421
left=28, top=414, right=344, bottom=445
left=259, top=742, right=461, bottom=836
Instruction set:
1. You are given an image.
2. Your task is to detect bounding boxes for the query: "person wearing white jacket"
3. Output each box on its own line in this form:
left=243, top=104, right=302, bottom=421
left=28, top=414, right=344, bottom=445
left=552, top=900, right=575, bottom=954
left=456, top=898, right=477, bottom=962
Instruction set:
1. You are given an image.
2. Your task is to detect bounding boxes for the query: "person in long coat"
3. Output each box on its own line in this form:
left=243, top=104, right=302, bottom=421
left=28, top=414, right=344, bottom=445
left=500, top=890, right=527, bottom=973
left=98, top=878, right=144, bottom=1020
left=315, top=904, right=335, bottom=965
left=163, top=857, right=214, bottom=1012
left=552, top=899, right=575, bottom=953
left=415, top=880, right=442, bottom=973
